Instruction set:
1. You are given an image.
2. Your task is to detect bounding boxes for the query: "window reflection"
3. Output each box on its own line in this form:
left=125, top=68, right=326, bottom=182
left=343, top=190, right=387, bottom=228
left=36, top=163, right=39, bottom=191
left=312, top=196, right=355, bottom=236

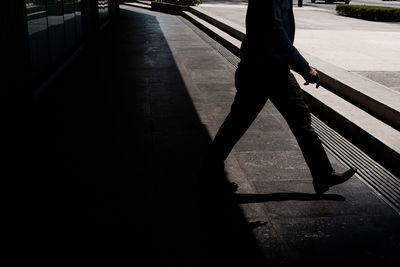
left=75, top=0, right=83, bottom=40
left=26, top=0, right=50, bottom=78
left=98, top=0, right=109, bottom=24
left=25, top=0, right=83, bottom=80
left=64, top=0, right=77, bottom=50
left=47, top=0, right=65, bottom=63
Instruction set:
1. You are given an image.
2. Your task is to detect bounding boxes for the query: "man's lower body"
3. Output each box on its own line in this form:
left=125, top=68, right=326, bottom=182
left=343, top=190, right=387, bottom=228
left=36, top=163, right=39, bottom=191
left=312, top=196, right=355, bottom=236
left=204, top=62, right=356, bottom=194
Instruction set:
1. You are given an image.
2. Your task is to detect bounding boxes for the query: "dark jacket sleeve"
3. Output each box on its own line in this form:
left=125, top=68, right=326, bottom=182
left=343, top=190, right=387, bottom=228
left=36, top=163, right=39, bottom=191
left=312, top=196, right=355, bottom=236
left=270, top=0, right=309, bottom=75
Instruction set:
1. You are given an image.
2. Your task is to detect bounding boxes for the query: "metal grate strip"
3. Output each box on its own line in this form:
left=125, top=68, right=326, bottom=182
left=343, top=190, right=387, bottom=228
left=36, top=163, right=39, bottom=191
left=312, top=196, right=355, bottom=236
left=180, top=15, right=400, bottom=215
left=312, top=115, right=400, bottom=214
left=179, top=16, right=240, bottom=68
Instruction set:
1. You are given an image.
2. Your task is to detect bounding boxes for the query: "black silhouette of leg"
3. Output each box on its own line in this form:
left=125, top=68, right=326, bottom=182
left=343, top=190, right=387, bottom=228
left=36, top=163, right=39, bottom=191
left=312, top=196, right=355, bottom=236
left=200, top=68, right=268, bottom=194
left=207, top=89, right=269, bottom=164
left=270, top=73, right=334, bottom=182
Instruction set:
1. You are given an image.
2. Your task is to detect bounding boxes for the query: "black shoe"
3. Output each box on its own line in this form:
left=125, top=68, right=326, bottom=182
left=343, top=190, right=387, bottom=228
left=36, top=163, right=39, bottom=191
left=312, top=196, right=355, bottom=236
left=223, top=181, right=239, bottom=193
left=313, top=167, right=357, bottom=194
left=198, top=161, right=239, bottom=194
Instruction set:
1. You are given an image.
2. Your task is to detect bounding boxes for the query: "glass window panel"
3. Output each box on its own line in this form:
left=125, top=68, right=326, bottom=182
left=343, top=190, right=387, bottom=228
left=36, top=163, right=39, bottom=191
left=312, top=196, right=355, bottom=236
left=98, top=0, right=109, bottom=24
left=106, top=0, right=110, bottom=21
left=75, top=0, right=83, bottom=41
left=98, top=1, right=103, bottom=23
left=64, top=0, right=77, bottom=50
left=47, top=0, right=65, bottom=63
left=26, top=0, right=50, bottom=78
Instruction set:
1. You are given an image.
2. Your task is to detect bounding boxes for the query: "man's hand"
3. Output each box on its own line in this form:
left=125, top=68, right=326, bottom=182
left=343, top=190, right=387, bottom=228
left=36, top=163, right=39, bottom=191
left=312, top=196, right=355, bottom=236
left=309, top=66, right=318, bottom=76
left=303, top=66, right=320, bottom=88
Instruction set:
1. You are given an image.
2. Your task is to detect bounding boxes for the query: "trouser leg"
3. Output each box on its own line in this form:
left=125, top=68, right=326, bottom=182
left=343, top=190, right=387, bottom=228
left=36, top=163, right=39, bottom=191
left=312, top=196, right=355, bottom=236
left=207, top=88, right=268, bottom=163
left=270, top=73, right=333, bottom=182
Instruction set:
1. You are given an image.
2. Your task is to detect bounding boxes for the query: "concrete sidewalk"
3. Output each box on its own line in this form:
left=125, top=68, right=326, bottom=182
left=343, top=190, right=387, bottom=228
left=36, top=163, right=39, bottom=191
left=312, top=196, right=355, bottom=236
left=30, top=4, right=399, bottom=265
left=197, top=2, right=400, bottom=93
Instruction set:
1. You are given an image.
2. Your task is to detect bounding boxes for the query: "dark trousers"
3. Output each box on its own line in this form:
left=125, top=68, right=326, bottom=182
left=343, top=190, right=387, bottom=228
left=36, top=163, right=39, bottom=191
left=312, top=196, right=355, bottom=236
left=207, top=64, right=333, bottom=182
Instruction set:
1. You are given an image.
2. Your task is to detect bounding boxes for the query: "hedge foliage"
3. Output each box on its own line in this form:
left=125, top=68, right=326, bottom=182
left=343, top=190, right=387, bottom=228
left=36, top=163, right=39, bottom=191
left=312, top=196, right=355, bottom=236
left=155, top=0, right=202, bottom=6
left=336, top=4, right=400, bottom=22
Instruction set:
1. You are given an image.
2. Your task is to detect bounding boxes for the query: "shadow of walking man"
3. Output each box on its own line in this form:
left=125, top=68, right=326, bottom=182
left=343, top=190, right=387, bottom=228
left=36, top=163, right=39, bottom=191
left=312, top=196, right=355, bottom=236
left=234, top=192, right=346, bottom=204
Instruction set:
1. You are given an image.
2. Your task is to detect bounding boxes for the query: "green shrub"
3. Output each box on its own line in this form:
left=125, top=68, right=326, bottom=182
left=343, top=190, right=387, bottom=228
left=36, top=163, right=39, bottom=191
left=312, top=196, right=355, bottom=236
left=336, top=4, right=400, bottom=22
left=155, top=0, right=201, bottom=6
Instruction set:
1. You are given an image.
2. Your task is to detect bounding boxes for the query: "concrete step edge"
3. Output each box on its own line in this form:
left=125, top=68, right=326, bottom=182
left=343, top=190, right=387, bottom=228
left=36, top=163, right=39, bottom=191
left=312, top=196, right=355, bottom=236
left=182, top=11, right=242, bottom=57
left=189, top=6, right=245, bottom=40
left=188, top=7, right=400, bottom=131
left=122, top=2, right=151, bottom=9
left=136, top=0, right=151, bottom=6
left=300, top=51, right=400, bottom=131
left=123, top=0, right=151, bottom=6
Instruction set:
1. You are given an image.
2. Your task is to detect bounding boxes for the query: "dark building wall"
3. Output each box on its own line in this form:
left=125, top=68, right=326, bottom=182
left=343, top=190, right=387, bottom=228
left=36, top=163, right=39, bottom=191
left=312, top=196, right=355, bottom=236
left=1, top=0, right=31, bottom=97
left=1, top=0, right=119, bottom=96
left=109, top=0, right=120, bottom=17
left=83, top=0, right=100, bottom=36
left=83, top=0, right=120, bottom=38
left=1, top=1, right=119, bottom=221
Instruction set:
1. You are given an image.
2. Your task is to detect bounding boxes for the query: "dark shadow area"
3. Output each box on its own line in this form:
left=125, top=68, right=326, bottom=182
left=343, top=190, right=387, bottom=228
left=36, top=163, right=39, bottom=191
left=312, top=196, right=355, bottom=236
left=11, top=7, right=270, bottom=266
left=248, top=221, right=268, bottom=228
left=235, top=192, right=346, bottom=204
